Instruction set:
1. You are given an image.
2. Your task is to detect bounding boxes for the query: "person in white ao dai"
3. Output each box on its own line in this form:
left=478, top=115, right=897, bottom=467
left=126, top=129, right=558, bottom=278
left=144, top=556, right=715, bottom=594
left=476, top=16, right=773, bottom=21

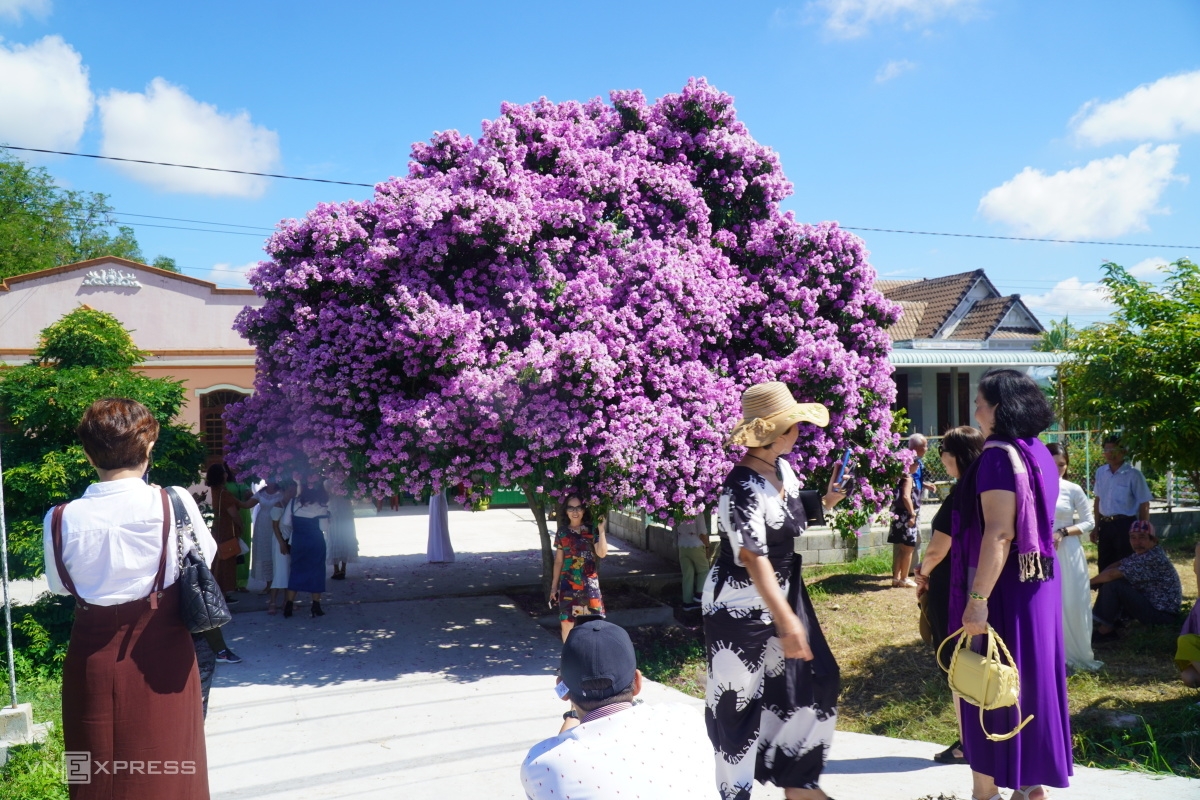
left=1047, top=443, right=1102, bottom=671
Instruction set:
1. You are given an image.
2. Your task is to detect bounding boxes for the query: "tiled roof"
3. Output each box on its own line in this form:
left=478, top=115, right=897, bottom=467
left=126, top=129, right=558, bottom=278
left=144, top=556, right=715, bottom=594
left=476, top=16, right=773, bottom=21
left=875, top=279, right=919, bottom=293
left=881, top=270, right=983, bottom=339
left=989, top=330, right=1042, bottom=340
left=888, top=301, right=926, bottom=342
left=948, top=296, right=1016, bottom=340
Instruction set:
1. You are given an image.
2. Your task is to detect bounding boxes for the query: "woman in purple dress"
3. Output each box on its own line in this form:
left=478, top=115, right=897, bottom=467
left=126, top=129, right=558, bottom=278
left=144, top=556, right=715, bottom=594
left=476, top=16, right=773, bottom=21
left=952, top=369, right=1072, bottom=800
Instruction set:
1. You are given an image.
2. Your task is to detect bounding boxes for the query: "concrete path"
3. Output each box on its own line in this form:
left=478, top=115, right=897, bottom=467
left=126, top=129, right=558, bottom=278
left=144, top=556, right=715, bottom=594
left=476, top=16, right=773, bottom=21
left=198, top=507, right=1197, bottom=799
left=229, top=504, right=678, bottom=611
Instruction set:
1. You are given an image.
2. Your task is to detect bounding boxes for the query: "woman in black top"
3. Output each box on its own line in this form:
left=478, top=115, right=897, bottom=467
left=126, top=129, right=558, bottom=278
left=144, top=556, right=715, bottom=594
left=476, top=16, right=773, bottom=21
left=914, top=424, right=984, bottom=764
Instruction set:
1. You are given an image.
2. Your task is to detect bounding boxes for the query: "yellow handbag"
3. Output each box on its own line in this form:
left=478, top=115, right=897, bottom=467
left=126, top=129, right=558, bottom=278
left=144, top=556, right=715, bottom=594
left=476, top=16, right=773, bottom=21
left=938, top=625, right=1034, bottom=742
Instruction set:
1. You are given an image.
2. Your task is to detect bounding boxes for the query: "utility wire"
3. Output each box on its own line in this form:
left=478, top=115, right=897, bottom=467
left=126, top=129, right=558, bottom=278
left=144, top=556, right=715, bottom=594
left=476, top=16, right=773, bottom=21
left=6, top=144, right=1194, bottom=249
left=1, top=144, right=375, bottom=188
left=842, top=227, right=1197, bottom=249
left=117, top=212, right=276, bottom=232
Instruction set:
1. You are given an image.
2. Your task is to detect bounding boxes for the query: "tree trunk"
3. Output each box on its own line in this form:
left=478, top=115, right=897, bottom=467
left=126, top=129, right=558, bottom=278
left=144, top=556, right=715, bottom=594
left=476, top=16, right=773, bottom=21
left=525, top=485, right=555, bottom=599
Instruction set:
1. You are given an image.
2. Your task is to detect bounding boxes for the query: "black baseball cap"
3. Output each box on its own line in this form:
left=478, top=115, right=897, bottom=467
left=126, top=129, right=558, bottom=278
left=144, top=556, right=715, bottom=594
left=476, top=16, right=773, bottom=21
left=560, top=618, right=637, bottom=701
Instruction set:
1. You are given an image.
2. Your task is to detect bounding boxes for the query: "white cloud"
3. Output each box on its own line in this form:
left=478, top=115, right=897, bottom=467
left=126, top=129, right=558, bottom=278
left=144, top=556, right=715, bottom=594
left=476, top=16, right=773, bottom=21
left=875, top=59, right=915, bottom=83
left=0, top=35, right=91, bottom=150
left=809, top=0, right=978, bottom=38
left=206, top=261, right=257, bottom=288
left=1071, top=70, right=1200, bottom=146
left=0, top=0, right=50, bottom=22
left=98, top=78, right=280, bottom=197
left=1128, top=256, right=1168, bottom=279
left=977, top=144, right=1186, bottom=238
left=1023, top=277, right=1114, bottom=319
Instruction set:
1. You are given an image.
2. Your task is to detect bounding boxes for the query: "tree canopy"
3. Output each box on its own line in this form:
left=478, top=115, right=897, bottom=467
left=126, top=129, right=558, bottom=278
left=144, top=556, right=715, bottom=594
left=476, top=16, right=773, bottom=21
left=1060, top=258, right=1200, bottom=486
left=0, top=307, right=205, bottom=579
left=0, top=153, right=178, bottom=280
left=227, top=79, right=903, bottom=576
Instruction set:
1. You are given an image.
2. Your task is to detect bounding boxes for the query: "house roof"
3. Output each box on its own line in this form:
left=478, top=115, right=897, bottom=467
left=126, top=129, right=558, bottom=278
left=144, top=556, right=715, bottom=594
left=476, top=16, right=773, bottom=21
left=889, top=350, right=1069, bottom=366
left=947, top=296, right=1017, bottom=339
left=0, top=256, right=256, bottom=296
left=889, top=301, right=926, bottom=341
left=882, top=270, right=983, bottom=339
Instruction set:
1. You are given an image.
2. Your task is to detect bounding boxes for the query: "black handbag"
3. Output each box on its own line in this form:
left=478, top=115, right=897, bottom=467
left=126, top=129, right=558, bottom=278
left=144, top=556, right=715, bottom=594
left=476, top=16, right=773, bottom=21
left=168, top=487, right=232, bottom=633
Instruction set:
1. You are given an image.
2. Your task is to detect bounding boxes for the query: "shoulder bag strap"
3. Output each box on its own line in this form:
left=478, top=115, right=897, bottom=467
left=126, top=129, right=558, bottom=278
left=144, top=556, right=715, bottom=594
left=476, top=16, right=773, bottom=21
left=149, top=488, right=170, bottom=609
left=50, top=502, right=83, bottom=603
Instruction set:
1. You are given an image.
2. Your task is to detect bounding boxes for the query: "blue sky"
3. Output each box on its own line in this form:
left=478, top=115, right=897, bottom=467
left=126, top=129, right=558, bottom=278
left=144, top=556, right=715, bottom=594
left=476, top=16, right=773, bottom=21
left=1, top=0, right=1198, bottom=325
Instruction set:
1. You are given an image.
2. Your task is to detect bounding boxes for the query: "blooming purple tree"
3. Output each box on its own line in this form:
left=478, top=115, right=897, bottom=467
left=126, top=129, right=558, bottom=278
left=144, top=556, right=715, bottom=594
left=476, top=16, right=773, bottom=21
left=227, top=78, right=901, bottom=584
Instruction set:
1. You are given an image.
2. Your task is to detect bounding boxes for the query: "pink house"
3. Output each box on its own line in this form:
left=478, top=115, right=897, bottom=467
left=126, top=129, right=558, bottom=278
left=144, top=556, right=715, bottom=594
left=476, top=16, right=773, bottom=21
left=0, top=256, right=263, bottom=465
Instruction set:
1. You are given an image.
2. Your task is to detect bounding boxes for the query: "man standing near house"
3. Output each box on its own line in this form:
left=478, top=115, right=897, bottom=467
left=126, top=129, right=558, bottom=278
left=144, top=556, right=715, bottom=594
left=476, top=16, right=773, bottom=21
left=909, top=433, right=928, bottom=501
left=1092, top=434, right=1153, bottom=571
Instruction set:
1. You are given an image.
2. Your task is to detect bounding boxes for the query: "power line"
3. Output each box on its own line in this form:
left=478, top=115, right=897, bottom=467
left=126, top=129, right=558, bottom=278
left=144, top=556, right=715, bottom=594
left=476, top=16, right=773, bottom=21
left=6, top=143, right=1193, bottom=249
left=1, top=144, right=375, bottom=188
left=113, top=220, right=265, bottom=237
left=117, top=212, right=276, bottom=232
left=843, top=226, right=1197, bottom=249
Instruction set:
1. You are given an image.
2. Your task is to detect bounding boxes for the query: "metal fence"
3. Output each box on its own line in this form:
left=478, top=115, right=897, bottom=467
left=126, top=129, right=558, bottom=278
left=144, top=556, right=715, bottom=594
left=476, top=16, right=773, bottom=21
left=920, top=430, right=1102, bottom=496
left=919, top=429, right=1200, bottom=507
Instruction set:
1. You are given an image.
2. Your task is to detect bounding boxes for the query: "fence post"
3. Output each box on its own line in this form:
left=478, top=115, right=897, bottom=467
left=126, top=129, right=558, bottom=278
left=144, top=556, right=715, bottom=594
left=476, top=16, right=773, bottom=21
left=1167, top=470, right=1175, bottom=512
left=1084, top=430, right=1092, bottom=496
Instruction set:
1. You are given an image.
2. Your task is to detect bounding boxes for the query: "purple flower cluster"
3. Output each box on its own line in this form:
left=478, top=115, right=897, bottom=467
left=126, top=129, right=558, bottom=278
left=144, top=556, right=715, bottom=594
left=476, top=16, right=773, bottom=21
left=227, top=78, right=901, bottom=520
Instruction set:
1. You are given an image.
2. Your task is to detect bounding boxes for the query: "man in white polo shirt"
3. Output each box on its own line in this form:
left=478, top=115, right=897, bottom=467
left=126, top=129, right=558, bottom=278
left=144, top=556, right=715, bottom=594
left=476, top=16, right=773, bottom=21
left=1092, top=434, right=1153, bottom=571
left=520, top=618, right=713, bottom=799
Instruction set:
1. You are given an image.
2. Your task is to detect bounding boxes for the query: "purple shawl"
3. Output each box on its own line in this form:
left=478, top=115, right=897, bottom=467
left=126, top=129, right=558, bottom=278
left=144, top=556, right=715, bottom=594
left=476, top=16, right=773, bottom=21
left=956, top=436, right=1056, bottom=583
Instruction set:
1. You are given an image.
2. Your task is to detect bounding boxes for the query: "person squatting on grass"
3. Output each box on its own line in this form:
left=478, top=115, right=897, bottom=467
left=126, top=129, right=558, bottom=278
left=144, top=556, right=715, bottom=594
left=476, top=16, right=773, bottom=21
left=520, top=618, right=712, bottom=799
left=549, top=490, right=608, bottom=642
left=1176, top=542, right=1200, bottom=687
left=45, top=398, right=215, bottom=799
left=951, top=369, right=1072, bottom=800
left=1090, top=520, right=1182, bottom=640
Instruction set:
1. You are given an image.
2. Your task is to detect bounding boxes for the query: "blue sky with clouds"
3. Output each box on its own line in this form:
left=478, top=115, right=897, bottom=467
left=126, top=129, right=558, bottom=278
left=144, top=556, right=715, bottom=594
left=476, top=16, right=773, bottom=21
left=1, top=0, right=1197, bottom=324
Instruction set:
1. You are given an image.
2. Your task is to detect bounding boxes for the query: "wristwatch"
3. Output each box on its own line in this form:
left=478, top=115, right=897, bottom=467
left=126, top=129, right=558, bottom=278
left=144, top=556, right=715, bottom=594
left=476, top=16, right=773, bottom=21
left=563, top=710, right=579, bottom=721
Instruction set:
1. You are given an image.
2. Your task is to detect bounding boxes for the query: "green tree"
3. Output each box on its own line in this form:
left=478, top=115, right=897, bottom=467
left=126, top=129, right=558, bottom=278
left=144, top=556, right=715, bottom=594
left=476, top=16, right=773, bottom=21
left=1035, top=317, right=1076, bottom=352
left=1060, top=258, right=1200, bottom=488
left=0, top=307, right=205, bottom=580
left=152, top=255, right=180, bottom=273
left=0, top=153, right=148, bottom=280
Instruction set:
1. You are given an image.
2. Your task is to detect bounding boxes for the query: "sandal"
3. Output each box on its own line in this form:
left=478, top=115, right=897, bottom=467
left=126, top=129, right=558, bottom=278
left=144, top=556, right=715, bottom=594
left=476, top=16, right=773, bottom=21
left=1011, top=789, right=1049, bottom=800
left=933, top=740, right=966, bottom=764
left=267, top=601, right=277, bottom=616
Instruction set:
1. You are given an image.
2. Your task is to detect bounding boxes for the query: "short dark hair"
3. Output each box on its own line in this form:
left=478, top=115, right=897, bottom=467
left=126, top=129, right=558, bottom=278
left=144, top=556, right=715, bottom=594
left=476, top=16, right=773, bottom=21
left=572, top=678, right=635, bottom=713
left=77, top=398, right=159, bottom=470
left=298, top=482, right=329, bottom=506
left=1102, top=433, right=1123, bottom=447
left=1045, top=442, right=1069, bottom=463
left=941, top=425, right=985, bottom=477
left=204, top=463, right=227, bottom=487
left=977, top=369, right=1055, bottom=439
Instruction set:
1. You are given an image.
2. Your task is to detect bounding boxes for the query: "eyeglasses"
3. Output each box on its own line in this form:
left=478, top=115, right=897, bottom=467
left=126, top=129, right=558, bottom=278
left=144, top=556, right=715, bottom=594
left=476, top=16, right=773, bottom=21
left=566, top=504, right=584, bottom=513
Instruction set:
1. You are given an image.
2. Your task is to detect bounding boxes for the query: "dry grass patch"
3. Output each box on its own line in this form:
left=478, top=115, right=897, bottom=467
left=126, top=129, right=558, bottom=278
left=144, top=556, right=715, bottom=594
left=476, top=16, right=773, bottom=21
left=629, top=539, right=1200, bottom=778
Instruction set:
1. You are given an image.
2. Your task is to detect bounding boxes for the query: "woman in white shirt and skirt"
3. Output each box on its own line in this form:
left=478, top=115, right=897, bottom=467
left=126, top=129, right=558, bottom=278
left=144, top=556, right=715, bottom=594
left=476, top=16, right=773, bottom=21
left=1046, top=442, right=1103, bottom=671
left=44, top=398, right=216, bottom=799
left=279, top=481, right=330, bottom=618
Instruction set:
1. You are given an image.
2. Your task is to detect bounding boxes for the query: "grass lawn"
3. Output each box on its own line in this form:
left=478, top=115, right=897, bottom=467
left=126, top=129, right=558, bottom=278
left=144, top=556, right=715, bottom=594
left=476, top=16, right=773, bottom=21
left=0, top=673, right=67, bottom=800
left=629, top=539, right=1200, bottom=779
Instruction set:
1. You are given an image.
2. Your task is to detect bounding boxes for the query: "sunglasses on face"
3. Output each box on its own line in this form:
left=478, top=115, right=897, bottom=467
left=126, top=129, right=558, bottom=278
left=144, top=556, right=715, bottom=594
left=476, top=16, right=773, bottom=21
left=566, top=504, right=584, bottom=512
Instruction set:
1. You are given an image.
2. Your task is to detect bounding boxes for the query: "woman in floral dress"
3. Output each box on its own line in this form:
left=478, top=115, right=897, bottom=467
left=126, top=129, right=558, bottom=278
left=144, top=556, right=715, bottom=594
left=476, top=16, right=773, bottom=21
left=549, top=491, right=608, bottom=641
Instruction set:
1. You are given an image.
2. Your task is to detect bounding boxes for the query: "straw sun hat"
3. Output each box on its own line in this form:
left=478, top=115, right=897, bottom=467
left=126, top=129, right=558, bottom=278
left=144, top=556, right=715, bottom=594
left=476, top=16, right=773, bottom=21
left=728, top=381, right=829, bottom=448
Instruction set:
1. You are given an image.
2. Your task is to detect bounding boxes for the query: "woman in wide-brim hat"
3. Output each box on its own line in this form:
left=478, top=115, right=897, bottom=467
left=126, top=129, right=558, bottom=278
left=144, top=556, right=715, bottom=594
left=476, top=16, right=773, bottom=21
left=703, top=381, right=849, bottom=800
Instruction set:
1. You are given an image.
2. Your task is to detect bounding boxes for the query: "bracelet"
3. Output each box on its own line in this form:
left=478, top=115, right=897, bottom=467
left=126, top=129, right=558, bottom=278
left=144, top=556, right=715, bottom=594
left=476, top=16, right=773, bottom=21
left=969, top=591, right=988, bottom=601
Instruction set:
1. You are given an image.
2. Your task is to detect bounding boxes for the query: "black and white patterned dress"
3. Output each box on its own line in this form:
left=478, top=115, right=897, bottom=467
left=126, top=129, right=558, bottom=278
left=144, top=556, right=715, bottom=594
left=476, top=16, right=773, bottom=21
left=702, top=459, right=840, bottom=799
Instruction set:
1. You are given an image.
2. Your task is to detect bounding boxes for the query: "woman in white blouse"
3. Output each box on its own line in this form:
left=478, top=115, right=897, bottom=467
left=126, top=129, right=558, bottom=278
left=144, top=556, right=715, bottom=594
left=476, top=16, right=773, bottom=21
left=1046, top=442, right=1103, bottom=671
left=44, top=398, right=216, bottom=799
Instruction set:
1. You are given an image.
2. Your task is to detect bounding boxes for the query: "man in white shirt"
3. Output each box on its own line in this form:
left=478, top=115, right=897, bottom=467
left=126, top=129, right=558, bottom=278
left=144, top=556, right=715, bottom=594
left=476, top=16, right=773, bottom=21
left=1091, top=434, right=1153, bottom=571
left=520, top=618, right=713, bottom=799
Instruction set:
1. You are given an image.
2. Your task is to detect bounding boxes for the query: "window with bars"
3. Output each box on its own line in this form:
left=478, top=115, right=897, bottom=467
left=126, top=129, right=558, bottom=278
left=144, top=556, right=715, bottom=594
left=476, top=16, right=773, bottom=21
left=199, top=390, right=249, bottom=465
